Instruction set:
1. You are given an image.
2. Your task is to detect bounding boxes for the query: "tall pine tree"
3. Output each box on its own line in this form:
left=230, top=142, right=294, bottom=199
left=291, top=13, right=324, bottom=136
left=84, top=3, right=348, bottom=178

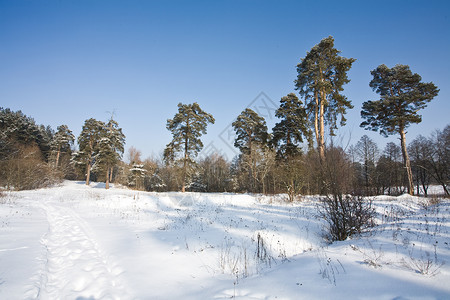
left=73, top=118, right=105, bottom=185
left=232, top=108, right=268, bottom=155
left=50, top=125, right=74, bottom=168
left=271, top=93, right=310, bottom=200
left=95, top=118, right=125, bottom=189
left=360, top=64, right=439, bottom=195
left=164, top=102, right=215, bottom=192
left=295, top=36, right=355, bottom=161
left=232, top=108, right=269, bottom=193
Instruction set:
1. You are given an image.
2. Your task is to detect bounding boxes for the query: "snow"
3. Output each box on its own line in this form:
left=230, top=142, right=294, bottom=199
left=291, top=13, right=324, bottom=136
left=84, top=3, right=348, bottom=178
left=0, top=181, right=449, bottom=299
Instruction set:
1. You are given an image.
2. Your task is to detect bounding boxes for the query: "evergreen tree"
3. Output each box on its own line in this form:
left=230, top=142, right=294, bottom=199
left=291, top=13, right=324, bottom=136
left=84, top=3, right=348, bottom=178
left=232, top=108, right=268, bottom=154
left=360, top=64, right=439, bottom=195
left=270, top=93, right=310, bottom=199
left=0, top=107, right=54, bottom=161
left=50, top=125, right=75, bottom=168
left=73, top=118, right=105, bottom=185
left=128, top=164, right=147, bottom=190
left=0, top=108, right=57, bottom=189
left=164, top=102, right=215, bottom=192
left=95, top=118, right=125, bottom=189
left=295, top=36, right=355, bottom=161
left=271, top=93, right=310, bottom=159
left=232, top=108, right=269, bottom=192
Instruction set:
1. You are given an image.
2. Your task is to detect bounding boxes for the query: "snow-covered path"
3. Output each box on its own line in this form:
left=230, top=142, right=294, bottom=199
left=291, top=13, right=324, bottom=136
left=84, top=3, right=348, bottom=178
left=33, top=201, right=129, bottom=300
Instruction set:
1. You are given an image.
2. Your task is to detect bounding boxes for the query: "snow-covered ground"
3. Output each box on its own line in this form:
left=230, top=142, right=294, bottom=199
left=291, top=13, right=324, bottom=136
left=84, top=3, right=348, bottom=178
left=0, top=181, right=449, bottom=299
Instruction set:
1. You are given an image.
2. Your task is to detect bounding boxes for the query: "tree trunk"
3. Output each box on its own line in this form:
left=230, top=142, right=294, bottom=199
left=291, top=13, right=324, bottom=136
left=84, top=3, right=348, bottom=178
left=86, top=140, right=93, bottom=185
left=313, top=90, right=323, bottom=162
left=105, top=167, right=110, bottom=189
left=109, top=167, right=114, bottom=183
left=55, top=145, right=61, bottom=168
left=247, top=138, right=253, bottom=193
left=318, top=89, right=326, bottom=162
left=85, top=162, right=91, bottom=185
left=399, top=128, right=414, bottom=195
left=182, top=137, right=188, bottom=193
left=313, top=87, right=325, bottom=163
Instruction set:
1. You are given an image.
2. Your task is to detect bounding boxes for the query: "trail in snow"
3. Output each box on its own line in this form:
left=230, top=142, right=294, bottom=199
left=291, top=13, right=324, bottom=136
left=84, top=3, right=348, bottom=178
left=30, top=201, right=130, bottom=300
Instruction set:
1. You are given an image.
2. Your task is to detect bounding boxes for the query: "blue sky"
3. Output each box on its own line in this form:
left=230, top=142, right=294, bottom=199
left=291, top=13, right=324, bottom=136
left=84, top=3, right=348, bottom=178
left=1, top=0, right=449, bottom=160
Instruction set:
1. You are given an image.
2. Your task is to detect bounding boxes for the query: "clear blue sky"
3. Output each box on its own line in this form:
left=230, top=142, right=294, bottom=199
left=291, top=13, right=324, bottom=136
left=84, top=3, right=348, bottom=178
left=1, top=0, right=449, bottom=161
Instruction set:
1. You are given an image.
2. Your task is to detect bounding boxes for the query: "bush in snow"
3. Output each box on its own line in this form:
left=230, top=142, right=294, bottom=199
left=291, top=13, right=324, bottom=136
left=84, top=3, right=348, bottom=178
left=317, top=146, right=375, bottom=241
left=318, top=194, right=375, bottom=242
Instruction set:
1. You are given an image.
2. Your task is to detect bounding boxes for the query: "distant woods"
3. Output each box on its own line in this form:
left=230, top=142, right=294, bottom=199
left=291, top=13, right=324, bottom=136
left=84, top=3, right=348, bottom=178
left=1, top=36, right=447, bottom=196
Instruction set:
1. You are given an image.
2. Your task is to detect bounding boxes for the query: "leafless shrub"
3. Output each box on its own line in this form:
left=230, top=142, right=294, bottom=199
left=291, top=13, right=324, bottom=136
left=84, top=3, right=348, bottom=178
left=317, top=146, right=376, bottom=242
left=318, top=194, right=376, bottom=242
left=0, top=144, right=59, bottom=190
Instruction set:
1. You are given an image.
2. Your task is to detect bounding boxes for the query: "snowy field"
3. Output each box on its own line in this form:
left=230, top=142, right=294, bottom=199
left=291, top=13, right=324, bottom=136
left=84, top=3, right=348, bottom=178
left=0, top=181, right=449, bottom=299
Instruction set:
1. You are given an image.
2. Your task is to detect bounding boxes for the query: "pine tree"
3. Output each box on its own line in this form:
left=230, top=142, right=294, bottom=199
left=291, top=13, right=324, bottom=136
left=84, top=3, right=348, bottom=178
left=360, top=64, right=439, bottom=195
left=128, top=164, right=147, bottom=190
left=74, top=118, right=105, bottom=185
left=271, top=93, right=310, bottom=159
left=232, top=108, right=269, bottom=192
left=50, top=125, right=74, bottom=168
left=94, top=118, right=125, bottom=189
left=295, top=36, right=355, bottom=161
left=232, top=108, right=268, bottom=154
left=0, top=108, right=56, bottom=189
left=164, top=102, right=215, bottom=192
left=0, top=107, right=54, bottom=161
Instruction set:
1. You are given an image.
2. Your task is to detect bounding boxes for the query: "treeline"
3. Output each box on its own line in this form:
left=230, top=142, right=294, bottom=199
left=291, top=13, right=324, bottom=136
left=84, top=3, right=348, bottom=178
left=1, top=36, right=448, bottom=197
left=0, top=108, right=62, bottom=190
left=1, top=105, right=447, bottom=197
left=122, top=116, right=449, bottom=198
left=0, top=108, right=125, bottom=190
